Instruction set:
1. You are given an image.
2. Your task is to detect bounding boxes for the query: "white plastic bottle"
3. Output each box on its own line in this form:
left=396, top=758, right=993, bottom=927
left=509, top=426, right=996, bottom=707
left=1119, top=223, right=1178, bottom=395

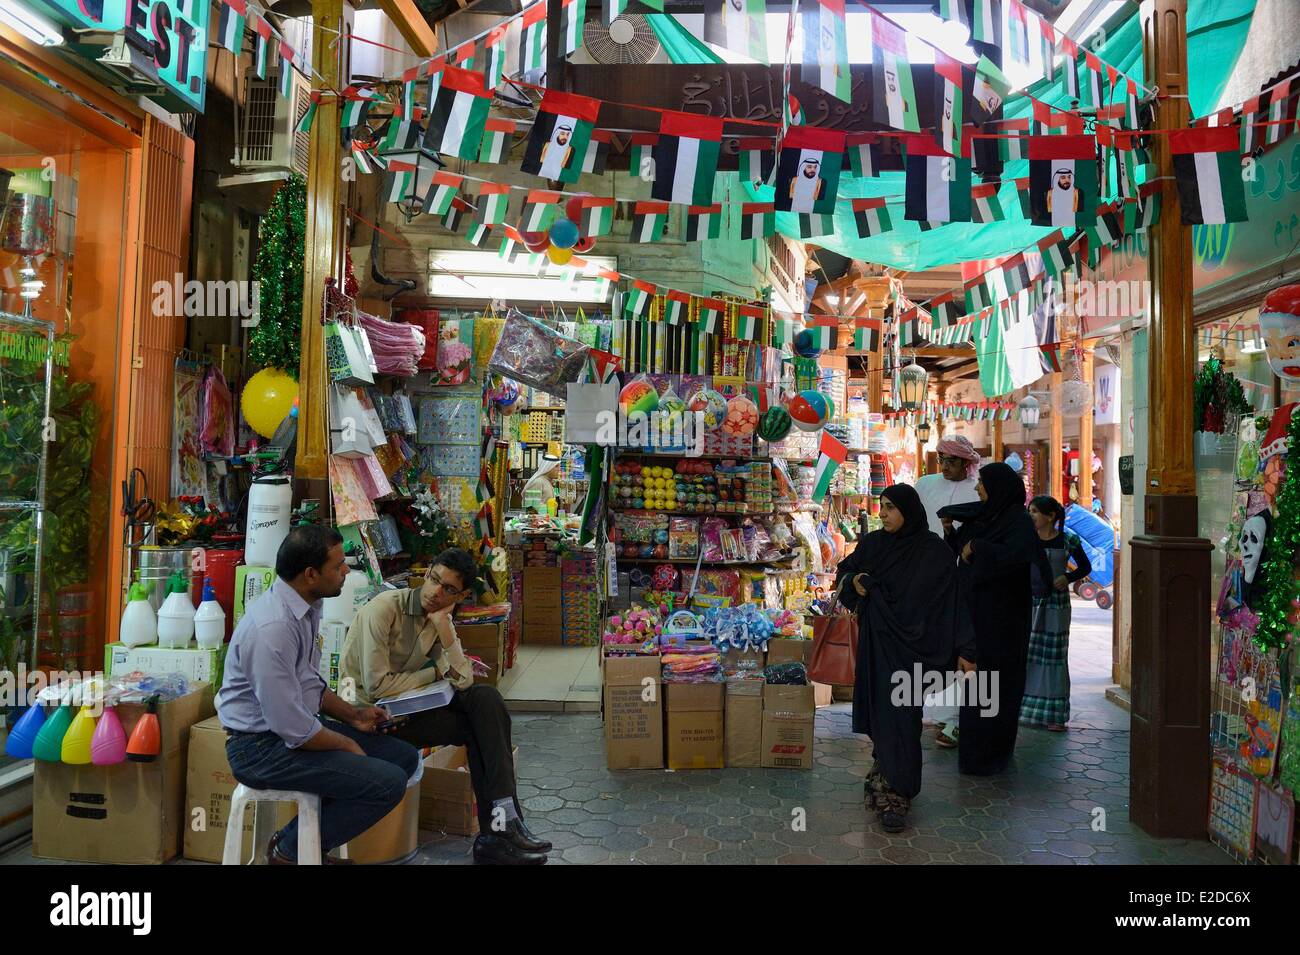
left=193, top=577, right=226, bottom=650
left=244, top=475, right=293, bottom=567
left=119, top=574, right=158, bottom=648
left=156, top=572, right=196, bottom=649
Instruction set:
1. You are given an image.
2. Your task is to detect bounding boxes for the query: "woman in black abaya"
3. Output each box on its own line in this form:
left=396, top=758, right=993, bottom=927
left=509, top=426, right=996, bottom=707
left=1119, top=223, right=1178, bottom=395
left=835, top=484, right=968, bottom=833
left=938, top=462, right=1052, bottom=777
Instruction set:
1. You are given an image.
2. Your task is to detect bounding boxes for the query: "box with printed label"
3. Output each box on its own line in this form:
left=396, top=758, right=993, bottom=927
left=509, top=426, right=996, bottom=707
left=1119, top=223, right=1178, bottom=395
left=665, top=681, right=724, bottom=770
left=105, top=643, right=228, bottom=687
left=724, top=679, right=764, bottom=768
left=760, top=683, right=815, bottom=770
left=319, top=619, right=348, bottom=692
left=234, top=565, right=276, bottom=625
left=603, top=654, right=663, bottom=769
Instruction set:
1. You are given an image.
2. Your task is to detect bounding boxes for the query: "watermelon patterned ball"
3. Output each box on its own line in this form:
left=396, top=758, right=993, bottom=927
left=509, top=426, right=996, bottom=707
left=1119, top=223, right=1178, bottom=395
left=789, top=389, right=830, bottom=431
left=723, top=395, right=760, bottom=436
left=689, top=388, right=728, bottom=432
left=619, top=378, right=660, bottom=416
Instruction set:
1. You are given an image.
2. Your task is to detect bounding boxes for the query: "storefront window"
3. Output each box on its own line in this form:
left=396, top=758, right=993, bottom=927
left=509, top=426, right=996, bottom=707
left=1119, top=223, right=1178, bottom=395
left=0, top=83, right=129, bottom=769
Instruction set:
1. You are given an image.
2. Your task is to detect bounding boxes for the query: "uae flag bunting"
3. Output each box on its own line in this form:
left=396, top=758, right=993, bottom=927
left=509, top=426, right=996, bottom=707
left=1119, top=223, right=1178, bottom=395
left=996, top=119, right=1030, bottom=160
left=1001, top=252, right=1030, bottom=294
left=628, top=134, right=658, bottom=181
left=1060, top=37, right=1080, bottom=100
left=1039, top=20, right=1056, bottom=81
left=846, top=133, right=882, bottom=179
left=482, top=20, right=518, bottom=90
left=605, top=0, right=626, bottom=25
left=349, top=140, right=380, bottom=176
left=296, top=91, right=320, bottom=133
left=904, top=134, right=972, bottom=223
left=971, top=182, right=1005, bottom=222
left=450, top=42, right=477, bottom=69
left=1040, top=343, right=1063, bottom=372
left=964, top=275, right=992, bottom=314
left=741, top=202, right=776, bottom=239
left=520, top=1, right=548, bottom=74
left=871, top=14, right=920, bottom=132
left=686, top=204, right=722, bottom=241
left=1265, top=81, right=1297, bottom=147
left=1013, top=176, right=1032, bottom=216
left=379, top=115, right=418, bottom=155
left=522, top=89, right=600, bottom=184
left=933, top=52, right=967, bottom=157
left=1115, top=136, right=1143, bottom=200
left=520, top=190, right=562, bottom=232
left=1084, top=51, right=1106, bottom=109
left=739, top=138, right=775, bottom=185
left=468, top=222, right=494, bottom=247
left=580, top=197, right=615, bottom=236
left=1037, top=230, right=1074, bottom=278
left=664, top=290, right=692, bottom=325
left=652, top=111, right=724, bottom=206
left=854, top=322, right=881, bottom=351
left=704, top=0, right=768, bottom=64
left=811, top=430, right=848, bottom=503
left=625, top=280, right=656, bottom=320
left=934, top=0, right=967, bottom=30
left=399, top=78, right=417, bottom=119
left=1007, top=0, right=1031, bottom=65
left=736, top=306, right=765, bottom=341
left=1028, top=134, right=1097, bottom=229
left=425, top=61, right=445, bottom=107
left=806, top=325, right=834, bottom=350
left=475, top=183, right=511, bottom=225
left=774, top=125, right=845, bottom=214
left=218, top=0, right=245, bottom=54
left=277, top=50, right=294, bottom=99
left=477, top=118, right=516, bottom=164
left=698, top=298, right=725, bottom=334
left=972, top=54, right=1012, bottom=123
left=930, top=290, right=960, bottom=326
left=1089, top=203, right=1123, bottom=246
left=1032, top=99, right=1085, bottom=135
left=1134, top=181, right=1161, bottom=230
left=1124, top=78, right=1140, bottom=129
left=561, top=0, right=587, bottom=55
left=970, top=0, right=1001, bottom=45
left=797, top=213, right=836, bottom=238
left=803, top=0, right=851, bottom=103
left=427, top=66, right=493, bottom=160
left=1169, top=126, right=1248, bottom=225
left=852, top=197, right=893, bottom=238
left=340, top=88, right=376, bottom=128
left=442, top=196, right=471, bottom=232
left=386, top=160, right=416, bottom=204
left=253, top=19, right=272, bottom=78
left=424, top=172, right=463, bottom=217
left=786, top=93, right=805, bottom=127
left=582, top=130, right=614, bottom=174
left=773, top=318, right=796, bottom=347
left=631, top=201, right=670, bottom=243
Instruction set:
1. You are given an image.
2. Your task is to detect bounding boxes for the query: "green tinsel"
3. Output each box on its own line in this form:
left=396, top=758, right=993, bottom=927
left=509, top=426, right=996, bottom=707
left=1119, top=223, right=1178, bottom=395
left=248, top=174, right=307, bottom=376
left=1254, top=407, right=1300, bottom=651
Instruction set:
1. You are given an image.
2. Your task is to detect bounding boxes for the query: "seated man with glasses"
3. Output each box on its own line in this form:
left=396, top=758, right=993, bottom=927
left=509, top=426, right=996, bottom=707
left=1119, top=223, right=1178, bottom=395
left=340, top=547, right=550, bottom=865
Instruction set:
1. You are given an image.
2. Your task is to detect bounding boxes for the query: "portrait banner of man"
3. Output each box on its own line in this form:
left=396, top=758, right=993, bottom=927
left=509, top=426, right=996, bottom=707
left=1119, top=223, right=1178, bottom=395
left=774, top=124, right=845, bottom=215
left=521, top=89, right=601, bottom=184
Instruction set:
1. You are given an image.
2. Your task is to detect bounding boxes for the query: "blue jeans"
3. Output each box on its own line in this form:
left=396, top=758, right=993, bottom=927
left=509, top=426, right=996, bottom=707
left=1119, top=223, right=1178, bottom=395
left=225, top=719, right=420, bottom=861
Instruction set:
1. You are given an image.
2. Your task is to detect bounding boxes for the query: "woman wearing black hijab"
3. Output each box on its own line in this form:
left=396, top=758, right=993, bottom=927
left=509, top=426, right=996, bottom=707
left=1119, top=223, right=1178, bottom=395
left=835, top=484, right=968, bottom=832
left=938, top=462, right=1052, bottom=776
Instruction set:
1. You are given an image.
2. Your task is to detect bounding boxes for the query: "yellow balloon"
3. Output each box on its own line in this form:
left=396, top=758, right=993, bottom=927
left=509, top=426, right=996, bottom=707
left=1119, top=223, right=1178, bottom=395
left=547, top=245, right=574, bottom=265
left=242, top=367, right=299, bottom=438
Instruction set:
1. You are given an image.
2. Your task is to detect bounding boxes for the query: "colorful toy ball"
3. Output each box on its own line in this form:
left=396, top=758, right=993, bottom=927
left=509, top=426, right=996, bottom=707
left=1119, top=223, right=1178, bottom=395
left=757, top=405, right=793, bottom=443
left=793, top=329, right=822, bottom=358
left=723, top=395, right=760, bottom=436
left=619, top=377, right=660, bottom=416
left=549, top=217, right=580, bottom=250
left=688, top=388, right=728, bottom=432
left=788, top=389, right=831, bottom=431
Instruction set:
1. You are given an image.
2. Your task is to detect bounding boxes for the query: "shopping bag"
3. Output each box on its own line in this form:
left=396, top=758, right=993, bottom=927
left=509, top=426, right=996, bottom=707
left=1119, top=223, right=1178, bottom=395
left=808, top=579, right=858, bottom=687
left=326, top=321, right=375, bottom=385
left=489, top=310, right=589, bottom=400
left=329, top=384, right=385, bottom=457
left=565, top=381, right=618, bottom=445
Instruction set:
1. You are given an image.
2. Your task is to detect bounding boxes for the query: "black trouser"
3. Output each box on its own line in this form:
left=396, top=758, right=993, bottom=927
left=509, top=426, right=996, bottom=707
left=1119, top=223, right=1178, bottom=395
left=390, top=684, right=517, bottom=832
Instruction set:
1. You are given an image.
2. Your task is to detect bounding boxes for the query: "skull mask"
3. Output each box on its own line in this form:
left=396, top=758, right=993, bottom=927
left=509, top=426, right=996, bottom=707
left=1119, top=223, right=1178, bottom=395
left=1240, top=511, right=1271, bottom=586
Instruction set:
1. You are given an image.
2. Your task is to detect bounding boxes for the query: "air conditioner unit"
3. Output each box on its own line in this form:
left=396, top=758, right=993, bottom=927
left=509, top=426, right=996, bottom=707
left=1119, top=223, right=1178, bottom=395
left=233, top=67, right=311, bottom=177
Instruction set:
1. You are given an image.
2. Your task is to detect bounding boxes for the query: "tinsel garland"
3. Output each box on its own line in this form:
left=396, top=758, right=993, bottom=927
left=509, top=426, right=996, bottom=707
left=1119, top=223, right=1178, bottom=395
left=1254, top=406, right=1300, bottom=650
left=248, top=174, right=307, bottom=375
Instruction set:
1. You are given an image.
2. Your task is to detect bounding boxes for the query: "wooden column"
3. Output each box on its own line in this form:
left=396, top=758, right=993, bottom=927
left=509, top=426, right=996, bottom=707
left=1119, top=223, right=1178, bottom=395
left=1079, top=344, right=1095, bottom=507
left=992, top=417, right=1004, bottom=462
left=1130, top=0, right=1211, bottom=838
left=1049, top=372, right=1063, bottom=502
left=295, top=0, right=346, bottom=481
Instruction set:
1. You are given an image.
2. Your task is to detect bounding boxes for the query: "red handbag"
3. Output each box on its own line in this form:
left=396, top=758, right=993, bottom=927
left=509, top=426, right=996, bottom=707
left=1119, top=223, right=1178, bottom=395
left=808, top=578, right=858, bottom=687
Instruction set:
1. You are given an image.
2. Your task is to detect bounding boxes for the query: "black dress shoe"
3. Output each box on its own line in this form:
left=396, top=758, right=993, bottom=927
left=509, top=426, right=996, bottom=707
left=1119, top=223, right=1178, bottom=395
left=472, top=833, right=548, bottom=865
left=504, top=818, right=552, bottom=853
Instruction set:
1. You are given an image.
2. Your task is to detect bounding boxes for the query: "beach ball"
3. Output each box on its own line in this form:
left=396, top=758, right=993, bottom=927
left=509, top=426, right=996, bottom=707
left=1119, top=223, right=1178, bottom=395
left=549, top=217, right=580, bottom=250
left=688, top=388, right=728, bottom=432
left=788, top=389, right=830, bottom=431
left=793, top=329, right=823, bottom=358
left=658, top=387, right=687, bottom=425
left=757, top=406, right=793, bottom=443
left=619, top=378, right=659, bottom=416
left=723, top=395, right=759, bottom=436
left=241, top=367, right=299, bottom=439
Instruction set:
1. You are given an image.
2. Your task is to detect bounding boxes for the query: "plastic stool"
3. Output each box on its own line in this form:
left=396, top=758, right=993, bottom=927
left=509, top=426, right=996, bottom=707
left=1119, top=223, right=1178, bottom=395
left=222, top=785, right=323, bottom=865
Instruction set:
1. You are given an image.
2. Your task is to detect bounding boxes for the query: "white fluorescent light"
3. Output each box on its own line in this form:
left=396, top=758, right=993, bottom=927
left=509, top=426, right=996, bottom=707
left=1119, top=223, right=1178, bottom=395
left=0, top=0, right=63, bottom=46
left=428, top=250, right=619, bottom=304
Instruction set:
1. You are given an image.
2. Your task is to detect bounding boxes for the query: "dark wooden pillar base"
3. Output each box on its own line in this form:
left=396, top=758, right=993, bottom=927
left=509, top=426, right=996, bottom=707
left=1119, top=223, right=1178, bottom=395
left=1129, top=495, right=1211, bottom=838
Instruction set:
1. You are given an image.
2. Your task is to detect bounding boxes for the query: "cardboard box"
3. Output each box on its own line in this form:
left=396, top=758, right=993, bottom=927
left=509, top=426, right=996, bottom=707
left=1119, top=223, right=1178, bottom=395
left=724, top=680, right=764, bottom=768
left=665, top=682, right=724, bottom=770
left=766, top=638, right=813, bottom=668
left=457, top=621, right=506, bottom=687
left=319, top=620, right=348, bottom=692
left=33, top=685, right=215, bottom=863
left=348, top=770, right=422, bottom=864
left=761, top=683, right=816, bottom=770
left=234, top=565, right=276, bottom=626
left=720, top=647, right=766, bottom=673
left=603, top=654, right=663, bottom=770
left=419, top=744, right=518, bottom=836
left=522, top=566, right=562, bottom=606
left=105, top=643, right=228, bottom=686
left=812, top=682, right=835, bottom=708
left=184, top=716, right=251, bottom=863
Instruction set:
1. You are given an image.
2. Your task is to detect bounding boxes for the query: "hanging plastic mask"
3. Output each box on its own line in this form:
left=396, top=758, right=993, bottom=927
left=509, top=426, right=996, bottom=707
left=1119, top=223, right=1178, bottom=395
left=1239, top=510, right=1272, bottom=606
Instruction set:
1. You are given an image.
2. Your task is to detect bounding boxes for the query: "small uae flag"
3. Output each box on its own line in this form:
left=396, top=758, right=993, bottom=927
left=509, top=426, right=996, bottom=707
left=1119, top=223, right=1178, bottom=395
left=1039, top=19, right=1056, bottom=82
left=582, top=130, right=614, bottom=174
left=386, top=159, right=417, bottom=204
left=561, top=0, right=587, bottom=55
left=631, top=201, right=670, bottom=243
left=1040, top=343, right=1063, bottom=372
left=519, top=1, right=548, bottom=74
left=741, top=202, right=776, bottom=240
left=664, top=289, right=692, bottom=325
left=786, top=93, right=805, bottom=127
left=1170, top=126, right=1248, bottom=225
left=846, top=133, right=882, bottom=179
left=971, top=182, right=1005, bottom=222
left=424, top=172, right=463, bottom=216
left=934, top=0, right=967, bottom=30
left=811, top=431, right=848, bottom=503
left=475, top=504, right=494, bottom=540
left=1013, top=177, right=1032, bottom=217
left=625, top=280, right=656, bottom=320
left=1087, top=203, right=1123, bottom=246
left=253, top=18, right=272, bottom=78
left=686, top=204, right=722, bottom=241
left=522, top=90, right=601, bottom=184
left=970, top=0, right=1001, bottom=45
left=1133, top=181, right=1161, bottom=231
left=929, top=291, right=960, bottom=327
left=652, top=111, right=723, bottom=206
left=1037, top=231, right=1074, bottom=278
left=475, top=183, right=511, bottom=225
left=934, top=50, right=967, bottom=157
left=477, top=118, right=516, bottom=164
left=797, top=213, right=836, bottom=238
left=580, top=197, right=615, bottom=236
left=698, top=298, right=725, bottom=334
left=703, top=0, right=768, bottom=64
left=427, top=66, right=493, bottom=160
left=1001, top=252, right=1031, bottom=294
left=379, top=113, right=418, bottom=156
left=296, top=91, right=320, bottom=133
left=340, top=87, right=377, bottom=128
left=1028, top=134, right=1097, bottom=228
left=1124, top=78, right=1140, bottom=130
left=1115, top=134, right=1143, bottom=200
left=468, top=222, right=494, bottom=247
left=871, top=14, right=920, bottom=132
left=853, top=320, right=881, bottom=351
left=442, top=196, right=471, bottom=232
left=775, top=125, right=845, bottom=214
left=1060, top=35, right=1080, bottom=99
left=218, top=0, right=245, bottom=55
left=964, top=275, right=993, bottom=314
left=738, top=137, right=775, bottom=185
left=805, top=324, right=834, bottom=350
left=277, top=46, right=295, bottom=99
left=1084, top=51, right=1106, bottom=110
left=520, top=190, right=563, bottom=232
left=803, top=0, right=851, bottom=103
left=904, top=134, right=972, bottom=223
left=482, top=20, right=518, bottom=90
left=628, top=134, right=658, bottom=181
left=1007, top=0, right=1031, bottom=65
left=736, top=306, right=765, bottom=341
left=852, top=197, right=893, bottom=238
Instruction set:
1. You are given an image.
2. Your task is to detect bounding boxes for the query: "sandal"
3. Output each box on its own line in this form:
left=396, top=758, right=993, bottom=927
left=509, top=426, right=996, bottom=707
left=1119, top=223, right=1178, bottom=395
left=1046, top=723, right=1067, bottom=732
left=880, top=810, right=907, bottom=834
left=935, top=723, right=958, bottom=748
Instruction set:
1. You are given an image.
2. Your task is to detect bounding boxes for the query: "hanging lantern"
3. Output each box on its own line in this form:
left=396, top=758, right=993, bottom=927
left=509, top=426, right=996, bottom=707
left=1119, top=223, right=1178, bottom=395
left=1017, top=394, right=1041, bottom=428
left=897, top=359, right=928, bottom=411
left=383, top=145, right=442, bottom=222
left=916, top=420, right=932, bottom=443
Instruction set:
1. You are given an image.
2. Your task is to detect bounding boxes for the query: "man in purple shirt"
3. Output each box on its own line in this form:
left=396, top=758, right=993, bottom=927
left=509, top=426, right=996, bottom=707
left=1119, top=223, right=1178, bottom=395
left=218, top=525, right=418, bottom=864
